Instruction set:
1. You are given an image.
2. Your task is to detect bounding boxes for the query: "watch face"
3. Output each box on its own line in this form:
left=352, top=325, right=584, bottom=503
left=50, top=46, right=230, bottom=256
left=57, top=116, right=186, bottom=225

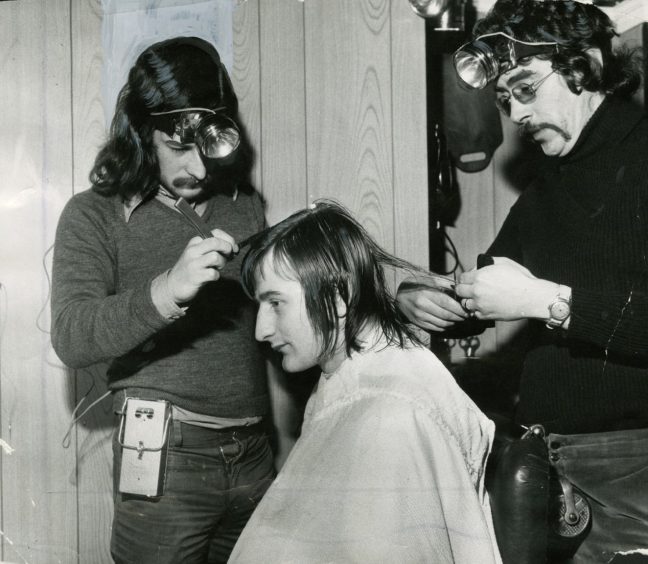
left=550, top=300, right=570, bottom=321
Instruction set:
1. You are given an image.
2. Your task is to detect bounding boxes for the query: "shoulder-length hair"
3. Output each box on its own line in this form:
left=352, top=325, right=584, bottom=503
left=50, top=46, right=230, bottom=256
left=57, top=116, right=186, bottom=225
left=241, top=200, right=426, bottom=360
left=90, top=36, right=248, bottom=199
left=474, top=0, right=641, bottom=98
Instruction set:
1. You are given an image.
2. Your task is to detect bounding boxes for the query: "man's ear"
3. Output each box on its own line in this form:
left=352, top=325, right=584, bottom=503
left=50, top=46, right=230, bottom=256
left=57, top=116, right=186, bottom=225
left=586, top=47, right=603, bottom=68
left=571, top=48, right=603, bottom=94
left=335, top=291, right=348, bottom=319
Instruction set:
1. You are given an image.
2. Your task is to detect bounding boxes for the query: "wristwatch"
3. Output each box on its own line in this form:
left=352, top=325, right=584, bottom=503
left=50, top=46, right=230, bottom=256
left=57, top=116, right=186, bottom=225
left=546, top=286, right=571, bottom=330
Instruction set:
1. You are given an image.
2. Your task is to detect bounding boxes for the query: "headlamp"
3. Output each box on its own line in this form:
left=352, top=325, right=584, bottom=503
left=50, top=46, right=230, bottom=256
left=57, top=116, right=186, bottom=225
left=150, top=107, right=240, bottom=160
left=453, top=32, right=558, bottom=89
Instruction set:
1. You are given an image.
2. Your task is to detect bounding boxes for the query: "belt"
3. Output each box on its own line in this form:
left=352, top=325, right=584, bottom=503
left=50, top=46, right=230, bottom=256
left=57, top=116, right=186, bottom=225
left=549, top=416, right=648, bottom=435
left=175, top=420, right=265, bottom=440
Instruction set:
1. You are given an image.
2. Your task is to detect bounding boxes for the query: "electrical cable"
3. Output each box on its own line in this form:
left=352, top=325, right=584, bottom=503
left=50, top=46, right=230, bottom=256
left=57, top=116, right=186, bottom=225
left=61, top=383, right=111, bottom=449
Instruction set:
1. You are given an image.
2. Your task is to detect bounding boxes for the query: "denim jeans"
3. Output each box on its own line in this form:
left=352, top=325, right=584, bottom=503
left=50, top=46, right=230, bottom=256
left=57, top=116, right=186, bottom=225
left=547, top=427, right=648, bottom=564
left=110, top=419, right=275, bottom=564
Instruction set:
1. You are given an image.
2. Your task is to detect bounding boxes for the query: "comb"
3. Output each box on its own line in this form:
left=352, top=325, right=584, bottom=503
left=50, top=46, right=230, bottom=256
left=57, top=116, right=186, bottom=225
left=174, top=197, right=261, bottom=251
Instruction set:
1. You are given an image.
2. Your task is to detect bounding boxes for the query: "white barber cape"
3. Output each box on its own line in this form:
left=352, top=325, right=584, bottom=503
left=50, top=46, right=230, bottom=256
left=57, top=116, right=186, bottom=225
left=230, top=339, right=502, bottom=564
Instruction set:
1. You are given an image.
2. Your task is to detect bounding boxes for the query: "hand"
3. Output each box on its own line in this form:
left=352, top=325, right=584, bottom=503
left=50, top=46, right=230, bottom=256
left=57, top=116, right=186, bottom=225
left=396, top=274, right=468, bottom=332
left=167, top=229, right=238, bottom=304
left=455, top=257, right=556, bottom=321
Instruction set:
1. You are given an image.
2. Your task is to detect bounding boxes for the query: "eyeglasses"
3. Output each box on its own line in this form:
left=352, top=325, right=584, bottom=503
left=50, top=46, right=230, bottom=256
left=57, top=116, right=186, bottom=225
left=495, top=70, right=555, bottom=116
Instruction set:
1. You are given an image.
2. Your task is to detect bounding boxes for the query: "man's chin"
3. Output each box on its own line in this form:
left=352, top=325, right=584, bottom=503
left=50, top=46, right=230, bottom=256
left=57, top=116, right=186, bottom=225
left=281, top=356, right=315, bottom=374
left=172, top=184, right=210, bottom=202
left=281, top=359, right=298, bottom=373
left=537, top=136, right=572, bottom=157
left=525, top=127, right=572, bottom=156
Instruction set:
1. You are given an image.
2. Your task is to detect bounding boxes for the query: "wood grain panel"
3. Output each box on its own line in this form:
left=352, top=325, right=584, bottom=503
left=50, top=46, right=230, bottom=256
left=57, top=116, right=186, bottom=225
left=0, top=0, right=78, bottom=562
left=70, top=3, right=113, bottom=562
left=391, top=0, right=429, bottom=269
left=73, top=366, right=114, bottom=564
left=72, top=0, right=106, bottom=193
left=257, top=0, right=309, bottom=470
left=304, top=0, right=394, bottom=250
left=232, top=0, right=262, bottom=194
left=258, top=0, right=308, bottom=225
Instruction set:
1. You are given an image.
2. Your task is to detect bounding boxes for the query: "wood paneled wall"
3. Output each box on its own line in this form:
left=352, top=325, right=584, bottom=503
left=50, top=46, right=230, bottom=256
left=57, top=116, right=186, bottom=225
left=0, top=0, right=427, bottom=561
left=3, top=0, right=642, bottom=560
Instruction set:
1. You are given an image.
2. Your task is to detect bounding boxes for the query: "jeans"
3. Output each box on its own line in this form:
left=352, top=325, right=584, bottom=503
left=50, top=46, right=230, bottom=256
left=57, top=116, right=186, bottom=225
left=111, top=419, right=275, bottom=564
left=547, top=427, right=648, bottom=564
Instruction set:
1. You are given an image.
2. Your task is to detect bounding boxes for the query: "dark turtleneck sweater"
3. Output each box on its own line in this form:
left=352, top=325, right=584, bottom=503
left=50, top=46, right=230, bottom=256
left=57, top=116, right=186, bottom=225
left=489, top=96, right=648, bottom=434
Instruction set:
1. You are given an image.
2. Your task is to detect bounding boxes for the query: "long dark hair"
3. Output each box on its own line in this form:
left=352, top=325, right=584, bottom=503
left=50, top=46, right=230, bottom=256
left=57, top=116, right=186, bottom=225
left=241, top=200, right=425, bottom=360
left=90, top=36, right=248, bottom=198
left=475, top=0, right=641, bottom=97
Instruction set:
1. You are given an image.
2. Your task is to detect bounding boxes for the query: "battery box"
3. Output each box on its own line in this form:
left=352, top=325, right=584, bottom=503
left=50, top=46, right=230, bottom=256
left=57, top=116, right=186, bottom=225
left=118, top=398, right=171, bottom=497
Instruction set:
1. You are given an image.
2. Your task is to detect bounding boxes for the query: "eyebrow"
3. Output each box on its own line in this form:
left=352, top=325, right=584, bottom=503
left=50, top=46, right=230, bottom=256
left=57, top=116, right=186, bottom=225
left=496, top=69, right=536, bottom=91
left=256, top=290, right=283, bottom=301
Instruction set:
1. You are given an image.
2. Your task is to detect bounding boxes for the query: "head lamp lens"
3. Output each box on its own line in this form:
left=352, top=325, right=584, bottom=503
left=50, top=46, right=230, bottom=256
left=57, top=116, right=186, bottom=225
left=453, top=40, right=500, bottom=89
left=150, top=108, right=240, bottom=160
left=195, top=114, right=240, bottom=159
left=453, top=32, right=557, bottom=89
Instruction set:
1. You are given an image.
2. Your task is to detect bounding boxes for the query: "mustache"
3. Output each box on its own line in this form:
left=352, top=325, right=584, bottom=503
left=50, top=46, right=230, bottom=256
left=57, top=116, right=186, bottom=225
left=172, top=175, right=210, bottom=189
left=519, top=122, right=572, bottom=142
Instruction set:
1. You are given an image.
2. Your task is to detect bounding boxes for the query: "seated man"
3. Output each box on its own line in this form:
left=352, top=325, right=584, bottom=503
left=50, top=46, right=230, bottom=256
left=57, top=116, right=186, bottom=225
left=229, top=201, right=501, bottom=563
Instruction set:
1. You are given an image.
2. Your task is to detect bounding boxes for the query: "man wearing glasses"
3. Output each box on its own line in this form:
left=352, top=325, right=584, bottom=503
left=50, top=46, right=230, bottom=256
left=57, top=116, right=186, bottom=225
left=397, top=1, right=648, bottom=561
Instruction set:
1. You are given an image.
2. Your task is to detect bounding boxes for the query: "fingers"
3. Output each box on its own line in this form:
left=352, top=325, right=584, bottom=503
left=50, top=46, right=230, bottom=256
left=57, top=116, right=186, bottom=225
left=167, top=232, right=238, bottom=304
left=406, top=287, right=467, bottom=317
left=198, top=250, right=230, bottom=270
left=460, top=297, right=478, bottom=318
left=209, top=228, right=239, bottom=255
left=187, top=235, right=237, bottom=263
left=454, top=281, right=472, bottom=298
left=396, top=287, right=469, bottom=331
left=398, top=274, right=455, bottom=294
left=457, top=270, right=476, bottom=285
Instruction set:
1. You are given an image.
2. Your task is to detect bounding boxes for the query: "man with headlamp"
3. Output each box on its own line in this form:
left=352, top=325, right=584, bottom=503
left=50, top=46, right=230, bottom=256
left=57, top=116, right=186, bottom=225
left=51, top=37, right=274, bottom=564
left=397, top=1, right=648, bottom=560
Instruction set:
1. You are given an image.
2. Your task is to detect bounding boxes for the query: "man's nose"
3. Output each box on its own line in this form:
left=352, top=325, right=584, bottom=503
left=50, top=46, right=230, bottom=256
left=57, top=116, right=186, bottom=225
left=508, top=97, right=532, bottom=125
left=185, top=146, right=207, bottom=180
left=255, top=307, right=273, bottom=342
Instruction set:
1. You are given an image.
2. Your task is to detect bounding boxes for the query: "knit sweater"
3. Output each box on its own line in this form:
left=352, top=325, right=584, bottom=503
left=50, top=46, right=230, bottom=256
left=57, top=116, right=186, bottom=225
left=489, top=97, right=648, bottom=434
left=51, top=187, right=269, bottom=418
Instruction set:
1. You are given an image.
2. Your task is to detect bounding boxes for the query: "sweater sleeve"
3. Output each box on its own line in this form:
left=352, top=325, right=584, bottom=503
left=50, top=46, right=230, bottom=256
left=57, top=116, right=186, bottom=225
left=568, top=281, right=648, bottom=357
left=564, top=176, right=648, bottom=356
left=51, top=193, right=170, bottom=368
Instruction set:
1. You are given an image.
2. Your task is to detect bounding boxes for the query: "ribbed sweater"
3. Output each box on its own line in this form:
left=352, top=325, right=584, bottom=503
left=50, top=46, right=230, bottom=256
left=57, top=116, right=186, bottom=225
left=51, top=187, right=269, bottom=418
left=489, top=97, right=648, bottom=434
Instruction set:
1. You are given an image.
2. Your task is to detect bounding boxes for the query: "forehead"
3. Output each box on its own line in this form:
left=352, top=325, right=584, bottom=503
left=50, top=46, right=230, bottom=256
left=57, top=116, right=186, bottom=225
left=152, top=130, right=193, bottom=163
left=152, top=129, right=182, bottom=153
left=495, top=57, right=551, bottom=90
left=254, top=251, right=301, bottom=298
left=152, top=109, right=208, bottom=132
